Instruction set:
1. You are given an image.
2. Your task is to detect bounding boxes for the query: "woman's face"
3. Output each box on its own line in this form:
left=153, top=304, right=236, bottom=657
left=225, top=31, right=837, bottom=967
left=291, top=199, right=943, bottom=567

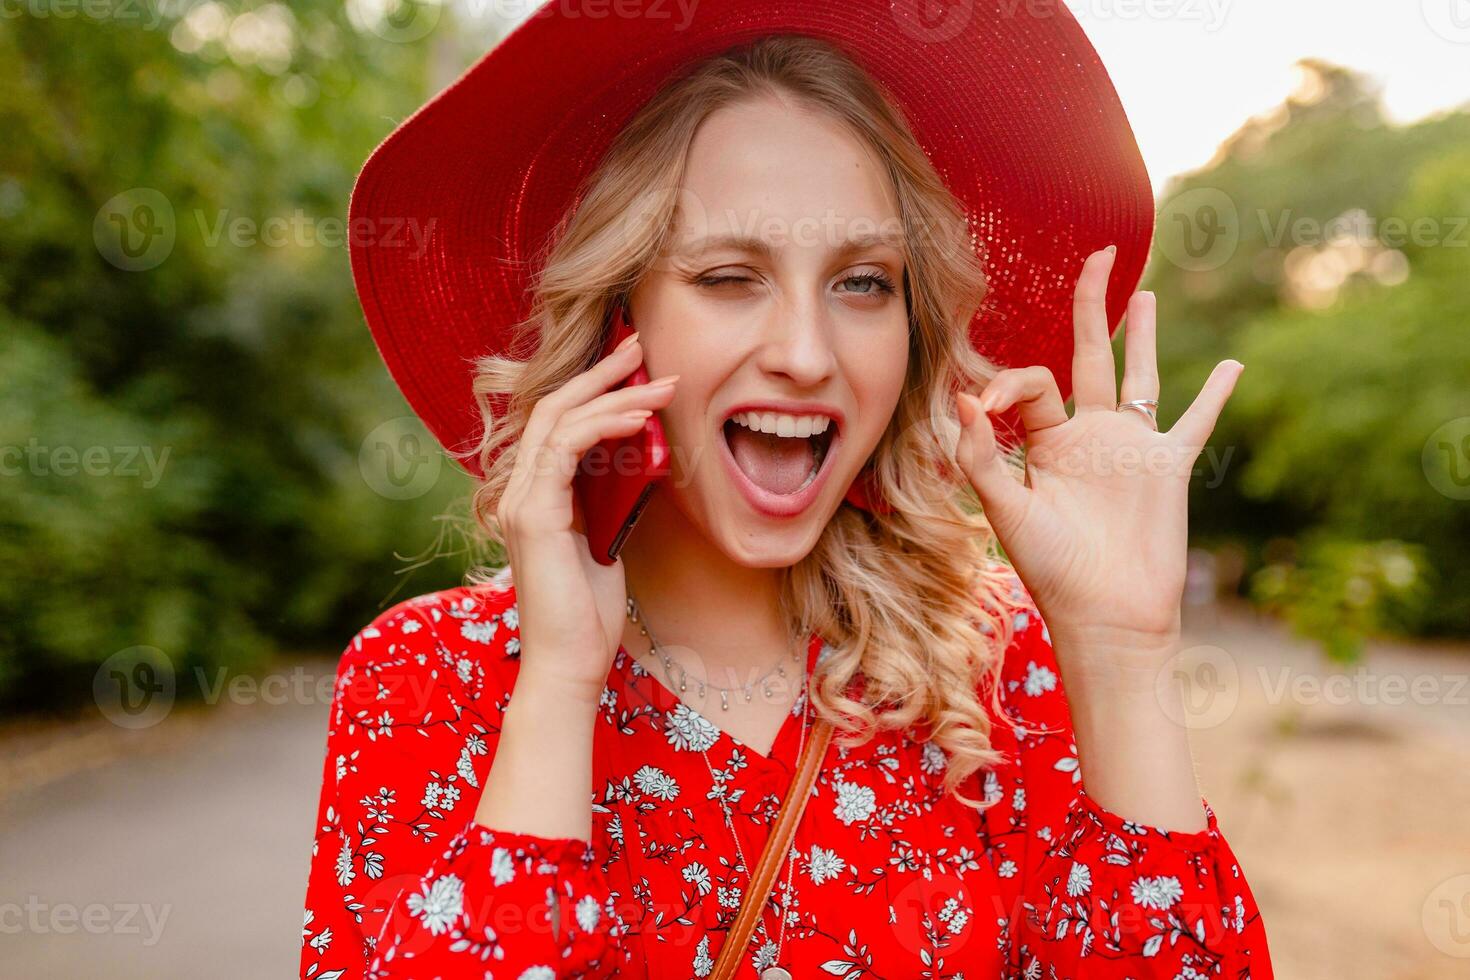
left=628, top=93, right=911, bottom=568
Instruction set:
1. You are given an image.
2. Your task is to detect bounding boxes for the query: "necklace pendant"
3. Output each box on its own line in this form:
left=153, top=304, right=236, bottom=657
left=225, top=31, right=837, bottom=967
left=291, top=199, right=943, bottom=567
left=761, top=968, right=793, bottom=980
left=719, top=690, right=729, bottom=711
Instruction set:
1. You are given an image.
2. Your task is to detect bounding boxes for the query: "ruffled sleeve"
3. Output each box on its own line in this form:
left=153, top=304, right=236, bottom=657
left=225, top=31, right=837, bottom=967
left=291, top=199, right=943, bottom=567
left=976, top=600, right=1275, bottom=978
left=298, top=587, right=622, bottom=980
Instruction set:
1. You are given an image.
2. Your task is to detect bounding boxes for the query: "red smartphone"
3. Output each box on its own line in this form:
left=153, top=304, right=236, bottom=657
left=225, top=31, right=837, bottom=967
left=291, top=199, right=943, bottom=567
left=573, top=302, right=671, bottom=565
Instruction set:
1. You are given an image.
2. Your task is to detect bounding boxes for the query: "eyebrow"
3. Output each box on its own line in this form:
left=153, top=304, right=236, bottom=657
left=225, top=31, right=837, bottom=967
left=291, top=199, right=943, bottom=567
left=676, top=230, right=906, bottom=261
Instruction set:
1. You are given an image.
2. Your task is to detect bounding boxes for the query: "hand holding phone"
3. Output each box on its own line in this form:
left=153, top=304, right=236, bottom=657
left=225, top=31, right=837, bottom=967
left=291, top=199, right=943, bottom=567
left=493, top=301, right=676, bottom=703
left=573, top=303, right=672, bottom=565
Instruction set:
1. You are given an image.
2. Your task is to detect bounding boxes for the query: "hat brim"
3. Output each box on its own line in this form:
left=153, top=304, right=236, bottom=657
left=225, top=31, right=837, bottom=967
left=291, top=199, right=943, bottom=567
left=349, top=0, right=1155, bottom=477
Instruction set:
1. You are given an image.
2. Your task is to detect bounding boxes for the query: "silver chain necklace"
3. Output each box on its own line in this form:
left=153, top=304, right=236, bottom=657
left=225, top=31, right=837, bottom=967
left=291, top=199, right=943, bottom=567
left=625, top=595, right=802, bottom=711
left=624, top=592, right=805, bottom=980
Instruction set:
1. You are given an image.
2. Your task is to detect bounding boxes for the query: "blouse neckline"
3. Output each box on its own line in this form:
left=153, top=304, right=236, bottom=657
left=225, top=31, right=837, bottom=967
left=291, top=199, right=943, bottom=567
left=611, top=629, right=828, bottom=772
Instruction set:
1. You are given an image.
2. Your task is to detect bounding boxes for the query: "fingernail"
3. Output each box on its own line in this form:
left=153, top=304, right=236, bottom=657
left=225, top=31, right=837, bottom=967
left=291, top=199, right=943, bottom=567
left=1104, top=244, right=1117, bottom=255
left=615, top=331, right=640, bottom=352
left=649, top=373, right=679, bottom=386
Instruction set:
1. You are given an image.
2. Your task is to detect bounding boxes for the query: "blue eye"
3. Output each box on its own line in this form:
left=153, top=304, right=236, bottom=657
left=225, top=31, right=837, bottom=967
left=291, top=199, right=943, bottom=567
left=841, top=272, right=897, bottom=295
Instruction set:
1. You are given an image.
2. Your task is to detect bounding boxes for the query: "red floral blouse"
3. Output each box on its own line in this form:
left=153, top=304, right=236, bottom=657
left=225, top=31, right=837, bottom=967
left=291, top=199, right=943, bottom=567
left=300, top=577, right=1273, bottom=979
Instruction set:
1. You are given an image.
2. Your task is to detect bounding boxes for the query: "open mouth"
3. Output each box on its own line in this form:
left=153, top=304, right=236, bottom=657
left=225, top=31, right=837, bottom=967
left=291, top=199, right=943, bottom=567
left=721, top=413, right=838, bottom=496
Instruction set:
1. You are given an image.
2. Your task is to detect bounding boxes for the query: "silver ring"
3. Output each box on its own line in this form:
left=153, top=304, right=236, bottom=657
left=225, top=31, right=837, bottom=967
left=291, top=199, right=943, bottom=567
left=1117, top=399, right=1159, bottom=430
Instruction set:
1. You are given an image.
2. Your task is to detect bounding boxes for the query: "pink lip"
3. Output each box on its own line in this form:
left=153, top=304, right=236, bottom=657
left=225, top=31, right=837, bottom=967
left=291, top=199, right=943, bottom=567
left=717, top=415, right=843, bottom=518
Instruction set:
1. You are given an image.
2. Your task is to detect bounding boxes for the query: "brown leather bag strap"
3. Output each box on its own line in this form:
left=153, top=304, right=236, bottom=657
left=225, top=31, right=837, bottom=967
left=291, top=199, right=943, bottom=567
left=710, top=717, right=834, bottom=980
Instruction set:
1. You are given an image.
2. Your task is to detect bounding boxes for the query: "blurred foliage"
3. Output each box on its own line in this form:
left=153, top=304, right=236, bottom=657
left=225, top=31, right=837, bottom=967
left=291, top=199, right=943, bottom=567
left=1144, top=60, right=1470, bottom=660
left=1250, top=536, right=1430, bottom=663
left=1, top=14, right=1466, bottom=713
left=0, top=2, right=482, bottom=712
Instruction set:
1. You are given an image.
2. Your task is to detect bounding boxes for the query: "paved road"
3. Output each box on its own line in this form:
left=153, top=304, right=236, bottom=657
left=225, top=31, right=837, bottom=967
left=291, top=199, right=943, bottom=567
left=2, top=608, right=1468, bottom=978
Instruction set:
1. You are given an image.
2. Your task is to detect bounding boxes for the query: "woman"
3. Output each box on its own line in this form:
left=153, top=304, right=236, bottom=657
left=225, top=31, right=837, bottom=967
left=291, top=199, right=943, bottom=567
left=302, top=5, right=1272, bottom=979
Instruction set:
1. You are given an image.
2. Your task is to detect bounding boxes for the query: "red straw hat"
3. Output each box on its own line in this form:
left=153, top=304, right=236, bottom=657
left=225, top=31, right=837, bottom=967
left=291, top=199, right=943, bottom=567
left=348, top=0, right=1154, bottom=481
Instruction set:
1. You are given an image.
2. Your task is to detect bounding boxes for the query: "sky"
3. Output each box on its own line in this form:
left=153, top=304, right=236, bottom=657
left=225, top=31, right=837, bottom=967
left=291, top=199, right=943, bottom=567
left=1068, top=0, right=1470, bottom=194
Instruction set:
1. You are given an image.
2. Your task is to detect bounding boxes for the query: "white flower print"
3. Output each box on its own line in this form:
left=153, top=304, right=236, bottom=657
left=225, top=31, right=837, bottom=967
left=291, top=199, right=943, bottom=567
left=664, top=703, right=720, bottom=752
left=1067, top=861, right=1092, bottom=896
left=920, top=740, right=947, bottom=775
left=575, top=893, right=600, bottom=933
left=362, top=787, right=394, bottom=823
left=371, top=712, right=394, bottom=739
left=1023, top=660, right=1057, bottom=697
left=692, top=935, right=714, bottom=978
left=334, top=832, right=354, bottom=887
left=633, top=765, right=680, bottom=801
left=807, top=844, right=845, bottom=885
left=460, top=619, right=497, bottom=644
left=937, top=896, right=971, bottom=935
left=502, top=604, right=519, bottom=630
left=752, top=940, right=779, bottom=970
left=1131, top=874, right=1185, bottom=910
left=1053, top=748, right=1081, bottom=784
left=406, top=873, right=464, bottom=935
left=457, top=748, right=479, bottom=788
left=490, top=847, right=515, bottom=886
left=832, top=779, right=877, bottom=825
left=303, top=585, right=1269, bottom=979
left=682, top=862, right=712, bottom=895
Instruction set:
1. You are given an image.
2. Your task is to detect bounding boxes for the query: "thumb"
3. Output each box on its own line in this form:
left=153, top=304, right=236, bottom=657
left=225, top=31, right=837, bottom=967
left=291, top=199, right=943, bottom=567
left=956, top=393, right=1028, bottom=532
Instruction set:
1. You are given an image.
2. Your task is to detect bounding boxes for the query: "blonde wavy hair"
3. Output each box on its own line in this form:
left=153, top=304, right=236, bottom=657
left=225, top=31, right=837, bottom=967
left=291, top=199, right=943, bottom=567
left=464, top=33, right=1025, bottom=805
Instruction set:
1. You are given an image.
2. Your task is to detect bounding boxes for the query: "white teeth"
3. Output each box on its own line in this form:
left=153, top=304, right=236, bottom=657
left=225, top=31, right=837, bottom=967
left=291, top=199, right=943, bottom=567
left=729, top=412, right=833, bottom=438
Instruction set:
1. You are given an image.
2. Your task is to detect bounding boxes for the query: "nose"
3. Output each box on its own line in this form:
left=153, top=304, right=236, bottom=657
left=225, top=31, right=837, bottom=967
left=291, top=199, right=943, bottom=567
left=752, top=294, right=838, bottom=388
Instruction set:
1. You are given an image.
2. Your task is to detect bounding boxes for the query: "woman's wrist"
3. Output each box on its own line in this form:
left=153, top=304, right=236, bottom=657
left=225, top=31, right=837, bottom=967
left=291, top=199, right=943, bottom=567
left=1048, top=625, right=1209, bottom=833
left=475, top=664, right=601, bottom=841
